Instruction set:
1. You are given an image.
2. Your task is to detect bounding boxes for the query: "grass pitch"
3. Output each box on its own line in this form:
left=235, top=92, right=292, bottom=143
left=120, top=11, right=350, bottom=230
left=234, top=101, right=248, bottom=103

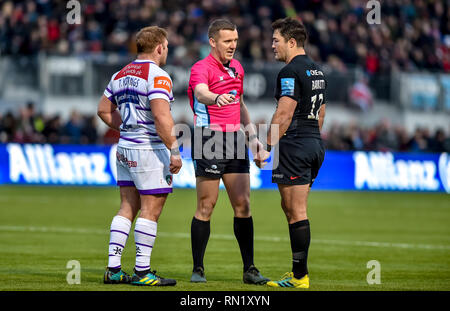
left=0, top=186, right=449, bottom=291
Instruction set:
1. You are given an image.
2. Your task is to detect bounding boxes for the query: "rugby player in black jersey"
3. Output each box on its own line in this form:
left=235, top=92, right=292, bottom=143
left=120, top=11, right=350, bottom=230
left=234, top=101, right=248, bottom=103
left=255, top=17, right=327, bottom=289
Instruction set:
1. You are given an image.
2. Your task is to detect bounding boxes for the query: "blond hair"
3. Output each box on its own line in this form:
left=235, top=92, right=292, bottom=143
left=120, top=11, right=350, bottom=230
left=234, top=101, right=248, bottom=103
left=136, top=26, right=168, bottom=54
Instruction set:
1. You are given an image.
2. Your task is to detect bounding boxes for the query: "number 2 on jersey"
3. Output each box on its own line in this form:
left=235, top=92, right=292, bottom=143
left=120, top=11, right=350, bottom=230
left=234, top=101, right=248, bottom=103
left=122, top=103, right=138, bottom=129
left=308, top=93, right=323, bottom=120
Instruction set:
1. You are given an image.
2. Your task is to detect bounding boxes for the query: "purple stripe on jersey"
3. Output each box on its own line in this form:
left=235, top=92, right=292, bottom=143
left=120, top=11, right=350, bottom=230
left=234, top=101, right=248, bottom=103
left=151, top=139, right=163, bottom=143
left=148, top=90, right=174, bottom=100
left=120, top=136, right=144, bottom=143
left=117, top=101, right=143, bottom=107
left=135, top=242, right=153, bottom=248
left=138, top=188, right=173, bottom=195
left=138, top=120, right=154, bottom=125
left=135, top=229, right=156, bottom=238
left=145, top=131, right=158, bottom=136
left=110, top=242, right=125, bottom=248
left=135, top=106, right=151, bottom=111
left=117, top=180, right=135, bottom=187
left=110, top=229, right=129, bottom=236
left=107, top=95, right=117, bottom=105
left=106, top=87, right=113, bottom=94
left=113, top=88, right=148, bottom=97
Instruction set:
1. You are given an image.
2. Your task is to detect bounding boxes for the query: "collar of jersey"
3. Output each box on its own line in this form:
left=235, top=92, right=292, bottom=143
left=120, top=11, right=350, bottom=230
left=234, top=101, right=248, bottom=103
left=132, top=59, right=156, bottom=64
left=207, top=53, right=234, bottom=72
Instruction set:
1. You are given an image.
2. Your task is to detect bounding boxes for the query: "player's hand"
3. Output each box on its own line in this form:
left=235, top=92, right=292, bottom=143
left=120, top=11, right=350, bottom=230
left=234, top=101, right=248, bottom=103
left=216, top=94, right=235, bottom=107
left=249, top=138, right=263, bottom=159
left=170, top=154, right=182, bottom=174
left=254, top=148, right=270, bottom=169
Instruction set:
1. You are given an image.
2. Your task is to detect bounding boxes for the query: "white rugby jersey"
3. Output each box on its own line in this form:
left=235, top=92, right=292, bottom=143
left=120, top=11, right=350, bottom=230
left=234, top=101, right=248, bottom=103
left=103, top=59, right=174, bottom=149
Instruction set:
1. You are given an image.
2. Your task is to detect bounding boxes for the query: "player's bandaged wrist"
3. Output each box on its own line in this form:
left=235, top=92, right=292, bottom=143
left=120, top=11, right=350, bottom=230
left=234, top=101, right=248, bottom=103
left=248, top=134, right=258, bottom=142
left=170, top=148, right=180, bottom=156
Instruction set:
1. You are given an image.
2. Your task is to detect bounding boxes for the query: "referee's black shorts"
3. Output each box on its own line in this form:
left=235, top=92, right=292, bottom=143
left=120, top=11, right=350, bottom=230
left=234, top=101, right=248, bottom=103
left=191, top=127, right=250, bottom=178
left=272, top=136, right=325, bottom=186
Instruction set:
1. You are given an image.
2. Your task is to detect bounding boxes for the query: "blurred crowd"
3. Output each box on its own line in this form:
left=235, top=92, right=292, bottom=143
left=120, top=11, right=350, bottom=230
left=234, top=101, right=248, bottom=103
left=323, top=119, right=450, bottom=153
left=1, top=103, right=449, bottom=153
left=0, top=102, right=105, bottom=145
left=0, top=0, right=448, bottom=74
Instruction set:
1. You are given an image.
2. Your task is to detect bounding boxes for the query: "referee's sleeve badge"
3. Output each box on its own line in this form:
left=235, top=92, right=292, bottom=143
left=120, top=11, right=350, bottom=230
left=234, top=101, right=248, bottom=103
left=280, top=78, right=295, bottom=96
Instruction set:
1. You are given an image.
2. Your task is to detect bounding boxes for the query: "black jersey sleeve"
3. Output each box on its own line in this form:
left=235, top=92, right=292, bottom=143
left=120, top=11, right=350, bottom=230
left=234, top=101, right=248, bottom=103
left=275, top=65, right=300, bottom=102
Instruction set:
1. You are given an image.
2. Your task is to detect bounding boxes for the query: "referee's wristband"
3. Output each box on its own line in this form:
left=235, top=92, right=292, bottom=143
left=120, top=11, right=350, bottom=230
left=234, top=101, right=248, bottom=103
left=266, top=144, right=272, bottom=152
left=214, top=94, right=221, bottom=105
left=170, top=148, right=180, bottom=156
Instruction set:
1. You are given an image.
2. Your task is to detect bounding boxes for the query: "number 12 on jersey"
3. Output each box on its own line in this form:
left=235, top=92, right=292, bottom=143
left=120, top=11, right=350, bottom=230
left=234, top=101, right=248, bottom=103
left=308, top=93, right=323, bottom=120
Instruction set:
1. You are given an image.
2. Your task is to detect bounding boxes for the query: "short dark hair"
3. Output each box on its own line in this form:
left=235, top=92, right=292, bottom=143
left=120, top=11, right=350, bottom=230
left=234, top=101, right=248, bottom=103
left=272, top=17, right=308, bottom=47
left=208, top=19, right=236, bottom=39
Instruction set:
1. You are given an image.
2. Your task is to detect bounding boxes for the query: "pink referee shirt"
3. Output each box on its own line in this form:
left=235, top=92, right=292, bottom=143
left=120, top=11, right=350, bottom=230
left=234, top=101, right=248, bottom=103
left=188, top=53, right=244, bottom=132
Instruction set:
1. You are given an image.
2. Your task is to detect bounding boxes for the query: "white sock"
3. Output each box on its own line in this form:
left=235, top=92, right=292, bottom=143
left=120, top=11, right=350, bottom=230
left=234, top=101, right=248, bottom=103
left=107, top=215, right=131, bottom=269
left=134, top=218, right=157, bottom=272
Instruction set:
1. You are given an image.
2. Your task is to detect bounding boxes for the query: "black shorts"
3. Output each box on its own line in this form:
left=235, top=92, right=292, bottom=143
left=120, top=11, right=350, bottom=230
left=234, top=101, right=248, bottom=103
left=191, top=128, right=250, bottom=178
left=272, top=136, right=325, bottom=186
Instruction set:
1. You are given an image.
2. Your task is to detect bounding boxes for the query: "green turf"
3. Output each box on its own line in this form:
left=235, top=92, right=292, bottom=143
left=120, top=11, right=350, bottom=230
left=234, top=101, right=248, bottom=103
left=0, top=186, right=449, bottom=291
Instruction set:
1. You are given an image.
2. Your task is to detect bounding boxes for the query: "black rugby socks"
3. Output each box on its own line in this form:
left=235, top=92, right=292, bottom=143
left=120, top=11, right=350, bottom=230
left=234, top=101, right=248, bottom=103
left=289, top=219, right=311, bottom=279
left=233, top=216, right=255, bottom=272
left=191, top=217, right=210, bottom=270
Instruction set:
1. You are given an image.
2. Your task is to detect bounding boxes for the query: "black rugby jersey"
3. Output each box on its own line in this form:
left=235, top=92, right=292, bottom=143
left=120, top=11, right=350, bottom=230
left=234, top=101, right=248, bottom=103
left=274, top=54, right=327, bottom=139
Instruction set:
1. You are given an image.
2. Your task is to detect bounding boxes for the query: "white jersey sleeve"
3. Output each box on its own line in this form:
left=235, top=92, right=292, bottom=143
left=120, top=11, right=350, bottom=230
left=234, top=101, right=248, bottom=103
left=103, top=72, right=119, bottom=105
left=147, top=67, right=174, bottom=103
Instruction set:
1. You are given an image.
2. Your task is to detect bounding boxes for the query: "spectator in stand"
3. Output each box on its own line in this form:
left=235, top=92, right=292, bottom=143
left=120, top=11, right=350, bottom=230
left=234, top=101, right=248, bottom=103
left=42, top=115, right=62, bottom=144
left=428, top=129, right=447, bottom=153
left=62, top=110, right=83, bottom=144
left=81, top=115, right=99, bottom=145
left=395, top=125, right=411, bottom=152
left=0, top=0, right=448, bottom=73
left=15, top=102, right=37, bottom=143
left=375, top=119, right=399, bottom=152
left=0, top=111, right=17, bottom=143
left=348, top=75, right=373, bottom=112
left=408, top=128, right=429, bottom=153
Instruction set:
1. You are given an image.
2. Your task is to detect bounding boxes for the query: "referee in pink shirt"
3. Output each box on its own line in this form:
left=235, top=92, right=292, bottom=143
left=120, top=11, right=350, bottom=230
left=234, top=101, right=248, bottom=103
left=187, top=19, right=269, bottom=285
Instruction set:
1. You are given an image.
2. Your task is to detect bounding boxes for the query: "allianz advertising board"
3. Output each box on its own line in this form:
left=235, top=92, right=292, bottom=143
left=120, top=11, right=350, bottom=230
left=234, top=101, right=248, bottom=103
left=0, top=143, right=449, bottom=193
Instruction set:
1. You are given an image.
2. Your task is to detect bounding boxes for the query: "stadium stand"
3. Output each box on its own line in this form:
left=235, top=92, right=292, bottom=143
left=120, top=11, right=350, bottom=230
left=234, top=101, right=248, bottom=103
left=0, top=0, right=449, bottom=151
left=1, top=101, right=449, bottom=152
left=0, top=0, right=448, bottom=72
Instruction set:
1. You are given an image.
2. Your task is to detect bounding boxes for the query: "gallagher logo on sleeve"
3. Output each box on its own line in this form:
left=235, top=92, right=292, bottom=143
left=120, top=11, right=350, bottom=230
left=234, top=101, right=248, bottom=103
left=281, top=78, right=295, bottom=96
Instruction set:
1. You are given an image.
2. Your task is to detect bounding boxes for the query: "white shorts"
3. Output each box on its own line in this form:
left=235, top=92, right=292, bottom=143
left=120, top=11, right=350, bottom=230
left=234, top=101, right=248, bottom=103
left=116, top=146, right=173, bottom=195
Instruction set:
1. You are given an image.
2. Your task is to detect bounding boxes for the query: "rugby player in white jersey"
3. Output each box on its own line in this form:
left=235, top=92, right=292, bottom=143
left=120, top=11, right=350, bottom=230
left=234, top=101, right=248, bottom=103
left=97, top=26, right=182, bottom=286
